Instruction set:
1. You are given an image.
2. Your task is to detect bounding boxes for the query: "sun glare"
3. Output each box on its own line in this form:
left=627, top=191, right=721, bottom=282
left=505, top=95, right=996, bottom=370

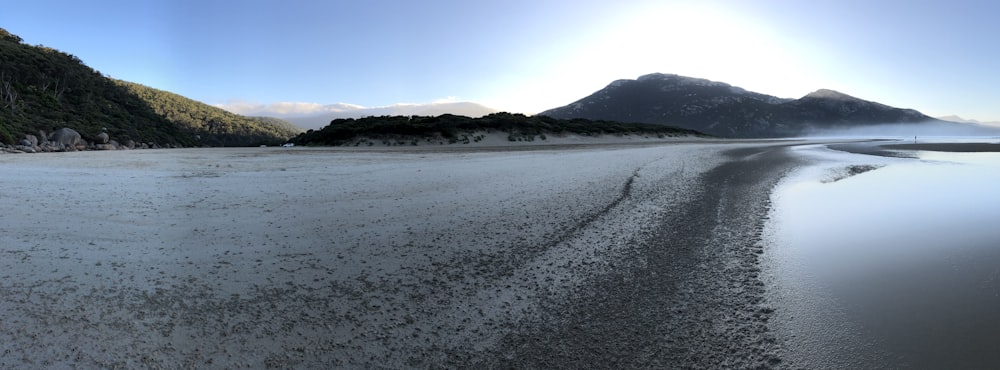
left=596, top=3, right=827, bottom=97
left=481, top=2, right=852, bottom=114
left=489, top=2, right=834, bottom=114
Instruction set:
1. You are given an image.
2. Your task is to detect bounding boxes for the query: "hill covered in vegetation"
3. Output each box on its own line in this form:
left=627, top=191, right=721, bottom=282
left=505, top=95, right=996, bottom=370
left=113, top=80, right=303, bottom=146
left=0, top=28, right=300, bottom=147
left=289, top=112, right=706, bottom=146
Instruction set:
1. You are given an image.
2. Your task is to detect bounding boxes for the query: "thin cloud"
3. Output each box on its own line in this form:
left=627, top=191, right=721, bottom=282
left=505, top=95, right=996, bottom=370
left=215, top=101, right=365, bottom=117
left=217, top=97, right=490, bottom=119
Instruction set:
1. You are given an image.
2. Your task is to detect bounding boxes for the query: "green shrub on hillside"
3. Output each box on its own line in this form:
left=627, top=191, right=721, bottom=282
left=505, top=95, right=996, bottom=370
left=290, top=112, right=706, bottom=146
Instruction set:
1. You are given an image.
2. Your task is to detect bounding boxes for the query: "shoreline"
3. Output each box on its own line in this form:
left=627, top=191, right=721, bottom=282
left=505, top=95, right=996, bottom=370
left=829, top=139, right=1000, bottom=158
left=2, top=134, right=811, bottom=156
left=881, top=142, right=1000, bottom=152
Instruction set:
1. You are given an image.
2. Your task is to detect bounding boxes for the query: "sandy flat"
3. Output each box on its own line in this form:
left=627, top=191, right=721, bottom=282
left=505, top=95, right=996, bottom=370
left=0, top=142, right=796, bottom=368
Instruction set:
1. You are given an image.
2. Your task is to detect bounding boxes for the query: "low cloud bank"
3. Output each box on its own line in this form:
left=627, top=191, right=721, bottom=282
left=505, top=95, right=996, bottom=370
left=216, top=101, right=365, bottom=117
left=218, top=101, right=500, bottom=130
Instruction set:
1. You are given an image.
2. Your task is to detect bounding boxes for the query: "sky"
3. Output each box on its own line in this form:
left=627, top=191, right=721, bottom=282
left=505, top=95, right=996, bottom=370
left=4, top=0, right=1000, bottom=121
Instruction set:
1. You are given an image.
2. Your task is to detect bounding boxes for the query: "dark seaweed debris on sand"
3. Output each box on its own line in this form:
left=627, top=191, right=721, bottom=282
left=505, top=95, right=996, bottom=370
left=481, top=145, right=799, bottom=368
left=823, top=164, right=884, bottom=183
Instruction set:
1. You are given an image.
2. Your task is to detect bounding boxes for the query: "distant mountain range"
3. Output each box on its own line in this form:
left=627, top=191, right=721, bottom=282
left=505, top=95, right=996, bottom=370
left=540, top=73, right=960, bottom=138
left=938, top=115, right=1000, bottom=127
left=0, top=28, right=300, bottom=147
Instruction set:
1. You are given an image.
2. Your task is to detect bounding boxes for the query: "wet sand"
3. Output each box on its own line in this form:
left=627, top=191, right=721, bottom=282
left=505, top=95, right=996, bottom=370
left=830, top=140, right=1000, bottom=157
left=882, top=142, right=1000, bottom=152
left=0, top=142, right=801, bottom=368
left=489, top=144, right=802, bottom=368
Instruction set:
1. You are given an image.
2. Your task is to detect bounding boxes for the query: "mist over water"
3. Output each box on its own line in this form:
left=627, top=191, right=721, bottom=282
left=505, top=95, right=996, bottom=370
left=767, top=143, right=1000, bottom=367
left=799, top=121, right=1000, bottom=138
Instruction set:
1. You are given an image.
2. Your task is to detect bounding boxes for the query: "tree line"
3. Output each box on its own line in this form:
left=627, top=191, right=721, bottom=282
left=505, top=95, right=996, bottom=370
left=289, top=112, right=706, bottom=146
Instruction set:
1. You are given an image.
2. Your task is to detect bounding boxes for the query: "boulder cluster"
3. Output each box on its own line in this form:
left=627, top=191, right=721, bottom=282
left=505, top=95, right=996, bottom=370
left=1, top=128, right=171, bottom=154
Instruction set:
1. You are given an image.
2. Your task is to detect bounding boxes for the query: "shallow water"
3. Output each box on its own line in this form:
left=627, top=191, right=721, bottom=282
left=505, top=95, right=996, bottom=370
left=767, top=143, right=1000, bottom=368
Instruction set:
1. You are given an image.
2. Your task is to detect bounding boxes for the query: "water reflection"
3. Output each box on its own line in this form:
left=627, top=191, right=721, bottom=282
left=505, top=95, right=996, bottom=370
left=767, top=143, right=1000, bottom=368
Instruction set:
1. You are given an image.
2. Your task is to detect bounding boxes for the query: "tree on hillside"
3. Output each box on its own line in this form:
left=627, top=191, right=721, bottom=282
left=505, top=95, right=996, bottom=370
left=0, top=29, right=22, bottom=43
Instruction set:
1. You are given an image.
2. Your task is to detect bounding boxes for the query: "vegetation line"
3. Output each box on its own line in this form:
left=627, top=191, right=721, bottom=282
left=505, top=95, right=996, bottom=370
left=290, top=113, right=707, bottom=146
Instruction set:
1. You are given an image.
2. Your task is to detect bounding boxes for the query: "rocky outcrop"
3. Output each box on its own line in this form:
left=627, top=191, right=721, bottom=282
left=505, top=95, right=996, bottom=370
left=95, top=140, right=121, bottom=150
left=48, top=128, right=83, bottom=151
left=0, top=127, right=190, bottom=154
left=0, top=127, right=179, bottom=154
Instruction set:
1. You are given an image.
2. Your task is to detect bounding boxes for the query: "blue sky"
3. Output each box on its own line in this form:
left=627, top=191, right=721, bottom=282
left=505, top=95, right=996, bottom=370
left=4, top=0, right=1000, bottom=121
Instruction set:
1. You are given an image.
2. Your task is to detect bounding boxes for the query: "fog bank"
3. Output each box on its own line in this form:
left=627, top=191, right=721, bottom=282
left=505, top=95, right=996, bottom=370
left=798, top=120, right=1000, bottom=138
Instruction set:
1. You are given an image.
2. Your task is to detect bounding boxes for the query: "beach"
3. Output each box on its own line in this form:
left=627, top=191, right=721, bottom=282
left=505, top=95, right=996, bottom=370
left=2, top=139, right=998, bottom=368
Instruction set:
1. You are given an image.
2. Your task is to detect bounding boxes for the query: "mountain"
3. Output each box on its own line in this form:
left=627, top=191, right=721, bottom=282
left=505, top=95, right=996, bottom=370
left=938, top=115, right=1000, bottom=127
left=784, top=89, right=929, bottom=125
left=540, top=73, right=940, bottom=137
left=0, top=28, right=300, bottom=147
left=233, top=101, right=499, bottom=131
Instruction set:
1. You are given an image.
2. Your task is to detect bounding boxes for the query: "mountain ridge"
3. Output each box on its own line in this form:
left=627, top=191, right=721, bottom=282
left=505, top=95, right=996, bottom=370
left=938, top=115, right=1000, bottom=126
left=540, top=73, right=941, bottom=137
